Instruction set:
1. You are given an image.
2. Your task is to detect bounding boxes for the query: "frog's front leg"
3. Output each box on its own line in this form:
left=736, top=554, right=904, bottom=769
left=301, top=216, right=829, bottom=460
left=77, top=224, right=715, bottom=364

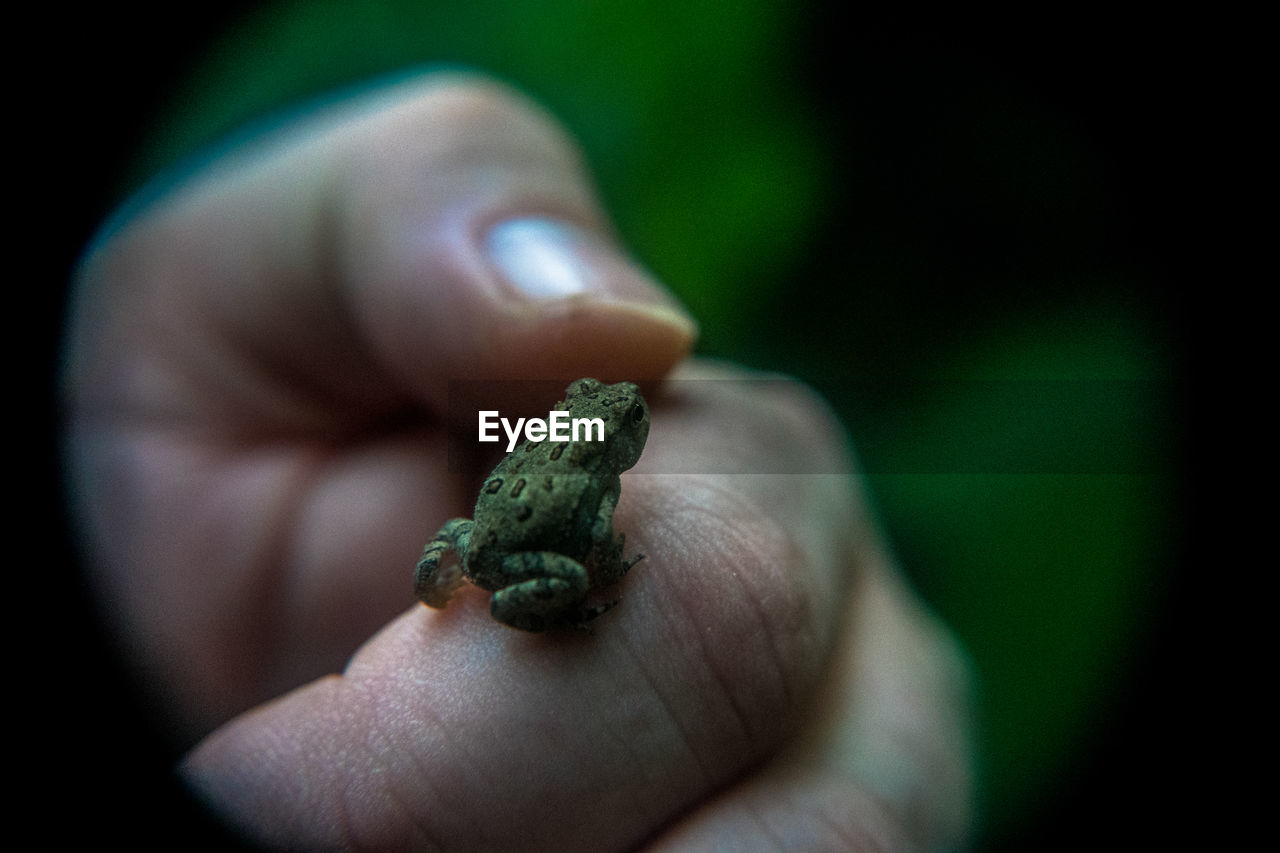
left=490, top=552, right=592, bottom=632
left=415, top=518, right=474, bottom=608
left=591, top=489, right=644, bottom=586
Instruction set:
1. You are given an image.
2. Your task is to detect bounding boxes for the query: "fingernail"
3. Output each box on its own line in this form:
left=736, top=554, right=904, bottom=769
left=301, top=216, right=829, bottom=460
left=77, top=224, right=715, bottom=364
left=484, top=218, right=689, bottom=316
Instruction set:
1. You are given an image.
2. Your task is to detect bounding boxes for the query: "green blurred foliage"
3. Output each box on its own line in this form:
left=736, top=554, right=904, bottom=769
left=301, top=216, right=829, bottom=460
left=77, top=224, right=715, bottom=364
left=133, top=3, right=1179, bottom=846
left=860, top=303, right=1173, bottom=830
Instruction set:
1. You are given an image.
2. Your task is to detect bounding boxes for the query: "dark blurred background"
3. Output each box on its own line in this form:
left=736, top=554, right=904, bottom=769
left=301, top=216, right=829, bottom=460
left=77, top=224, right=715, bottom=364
left=46, top=3, right=1201, bottom=849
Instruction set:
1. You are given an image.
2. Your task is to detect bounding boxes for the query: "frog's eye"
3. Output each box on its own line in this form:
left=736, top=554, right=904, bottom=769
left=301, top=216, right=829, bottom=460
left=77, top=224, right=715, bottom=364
left=630, top=402, right=646, bottom=425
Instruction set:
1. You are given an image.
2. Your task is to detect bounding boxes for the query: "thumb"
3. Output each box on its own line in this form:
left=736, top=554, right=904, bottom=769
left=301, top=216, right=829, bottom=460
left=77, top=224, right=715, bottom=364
left=331, top=74, right=697, bottom=403
left=70, top=72, right=695, bottom=434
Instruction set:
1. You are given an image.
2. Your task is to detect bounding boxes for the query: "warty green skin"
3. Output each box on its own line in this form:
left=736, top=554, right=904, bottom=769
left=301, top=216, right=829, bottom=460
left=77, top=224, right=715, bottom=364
left=415, top=378, right=649, bottom=632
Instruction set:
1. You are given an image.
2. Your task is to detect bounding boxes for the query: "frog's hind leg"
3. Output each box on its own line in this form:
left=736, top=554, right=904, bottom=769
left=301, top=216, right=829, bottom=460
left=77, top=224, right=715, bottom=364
left=490, top=552, right=591, bottom=632
left=415, top=518, right=474, bottom=608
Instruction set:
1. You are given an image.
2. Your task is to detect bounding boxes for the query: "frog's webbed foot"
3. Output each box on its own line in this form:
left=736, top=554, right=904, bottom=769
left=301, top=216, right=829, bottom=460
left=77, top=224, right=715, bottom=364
left=415, top=518, right=474, bottom=608
left=593, top=529, right=643, bottom=586
left=570, top=597, right=622, bottom=632
left=573, top=551, right=643, bottom=630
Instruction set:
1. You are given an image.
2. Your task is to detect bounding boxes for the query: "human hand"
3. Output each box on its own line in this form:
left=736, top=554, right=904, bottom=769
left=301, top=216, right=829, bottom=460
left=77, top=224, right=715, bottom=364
left=64, top=73, right=971, bottom=850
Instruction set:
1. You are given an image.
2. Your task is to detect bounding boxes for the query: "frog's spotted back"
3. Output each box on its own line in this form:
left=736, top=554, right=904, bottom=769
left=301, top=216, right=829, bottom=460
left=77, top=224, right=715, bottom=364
left=415, top=379, right=649, bottom=631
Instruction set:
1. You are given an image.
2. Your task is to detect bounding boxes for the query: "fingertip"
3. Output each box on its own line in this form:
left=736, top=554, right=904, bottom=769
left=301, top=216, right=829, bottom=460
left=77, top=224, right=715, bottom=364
left=329, top=77, right=698, bottom=403
left=482, top=215, right=698, bottom=379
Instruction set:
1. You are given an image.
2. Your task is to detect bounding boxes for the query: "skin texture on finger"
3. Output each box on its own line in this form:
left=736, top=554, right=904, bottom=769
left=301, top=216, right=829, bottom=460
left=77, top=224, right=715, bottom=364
left=183, top=366, right=868, bottom=851
left=61, top=73, right=695, bottom=741
left=643, top=767, right=909, bottom=852
left=824, top=562, right=974, bottom=850
left=66, top=398, right=460, bottom=741
left=644, top=558, right=974, bottom=853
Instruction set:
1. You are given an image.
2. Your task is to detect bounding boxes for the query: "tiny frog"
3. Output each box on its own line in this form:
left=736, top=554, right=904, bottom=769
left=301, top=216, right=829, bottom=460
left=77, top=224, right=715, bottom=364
left=415, top=378, right=649, bottom=631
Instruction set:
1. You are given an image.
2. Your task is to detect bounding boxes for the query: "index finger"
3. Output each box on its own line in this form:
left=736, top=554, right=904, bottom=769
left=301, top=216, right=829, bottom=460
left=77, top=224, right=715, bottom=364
left=182, top=361, right=866, bottom=851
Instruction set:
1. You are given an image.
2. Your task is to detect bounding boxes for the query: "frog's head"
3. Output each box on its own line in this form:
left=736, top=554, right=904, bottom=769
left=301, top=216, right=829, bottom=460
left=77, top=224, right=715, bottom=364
left=562, top=378, right=650, bottom=471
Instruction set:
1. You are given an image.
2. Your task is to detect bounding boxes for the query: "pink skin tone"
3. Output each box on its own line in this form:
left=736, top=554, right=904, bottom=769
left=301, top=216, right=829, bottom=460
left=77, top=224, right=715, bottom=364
left=64, top=74, right=972, bottom=851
